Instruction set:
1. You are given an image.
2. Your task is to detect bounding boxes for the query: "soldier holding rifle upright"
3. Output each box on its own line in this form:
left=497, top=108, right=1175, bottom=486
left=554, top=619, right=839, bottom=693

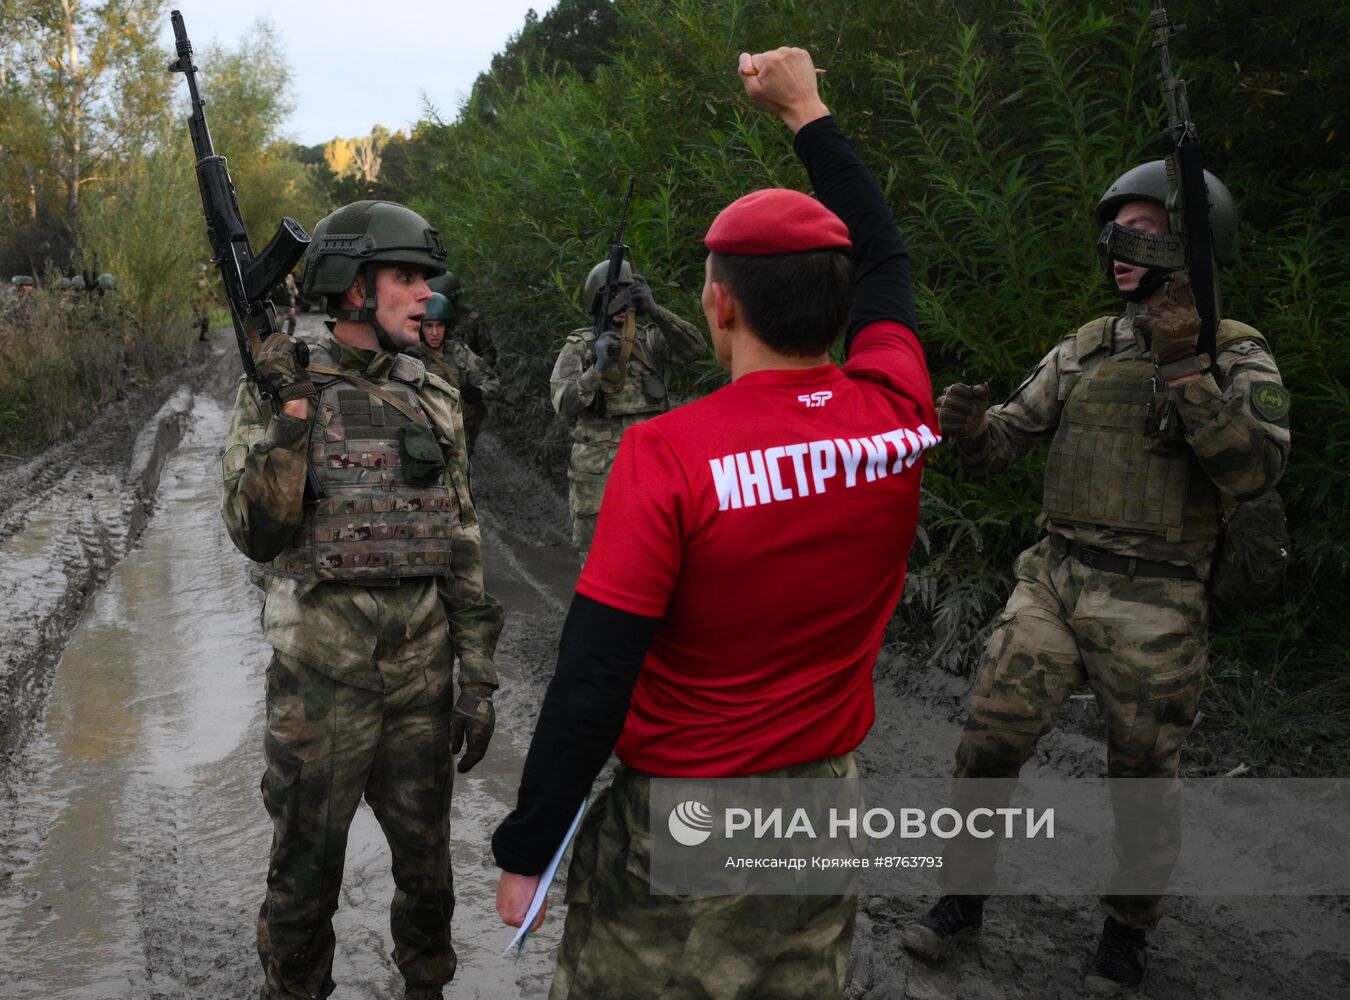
left=903, top=5, right=1290, bottom=989
left=550, top=254, right=705, bottom=563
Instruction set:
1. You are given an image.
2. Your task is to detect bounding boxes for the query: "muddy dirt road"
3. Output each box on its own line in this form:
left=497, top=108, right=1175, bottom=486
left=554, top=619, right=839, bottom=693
left=0, top=317, right=1345, bottom=999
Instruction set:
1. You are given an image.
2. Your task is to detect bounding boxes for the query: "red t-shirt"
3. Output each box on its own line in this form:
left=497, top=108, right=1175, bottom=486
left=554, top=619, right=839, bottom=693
left=576, top=321, right=937, bottom=777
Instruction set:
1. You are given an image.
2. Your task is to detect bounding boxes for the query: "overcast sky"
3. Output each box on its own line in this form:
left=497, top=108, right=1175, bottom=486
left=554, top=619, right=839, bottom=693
left=158, top=0, right=559, bottom=145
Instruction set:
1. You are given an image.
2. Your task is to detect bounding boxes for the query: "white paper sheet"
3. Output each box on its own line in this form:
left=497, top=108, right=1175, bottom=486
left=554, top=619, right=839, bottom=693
left=503, top=796, right=588, bottom=959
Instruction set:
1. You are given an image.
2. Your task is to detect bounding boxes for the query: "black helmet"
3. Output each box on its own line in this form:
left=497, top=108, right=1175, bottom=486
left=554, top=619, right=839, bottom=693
left=427, top=271, right=462, bottom=301
left=1094, top=160, right=1237, bottom=266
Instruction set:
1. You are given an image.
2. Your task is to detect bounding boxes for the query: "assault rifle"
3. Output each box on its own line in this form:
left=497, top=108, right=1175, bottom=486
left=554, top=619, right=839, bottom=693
left=1098, top=0, right=1220, bottom=373
left=168, top=9, right=321, bottom=498
left=593, top=176, right=636, bottom=341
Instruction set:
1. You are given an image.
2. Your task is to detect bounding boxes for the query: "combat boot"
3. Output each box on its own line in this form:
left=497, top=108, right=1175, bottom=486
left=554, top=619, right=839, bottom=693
left=900, top=894, right=984, bottom=960
left=404, top=987, right=443, bottom=1000
left=1084, top=916, right=1147, bottom=992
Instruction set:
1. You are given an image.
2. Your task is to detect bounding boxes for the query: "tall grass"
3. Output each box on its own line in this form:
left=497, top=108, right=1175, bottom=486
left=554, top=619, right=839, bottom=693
left=0, top=285, right=189, bottom=454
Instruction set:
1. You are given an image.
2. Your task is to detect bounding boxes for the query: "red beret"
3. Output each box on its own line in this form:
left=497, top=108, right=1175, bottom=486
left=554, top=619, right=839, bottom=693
left=704, top=188, right=852, bottom=255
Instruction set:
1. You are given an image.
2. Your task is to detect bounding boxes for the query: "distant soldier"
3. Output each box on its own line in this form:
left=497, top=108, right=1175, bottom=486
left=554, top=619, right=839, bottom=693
left=4, top=275, right=36, bottom=318
left=429, top=271, right=497, bottom=367
left=550, top=261, right=705, bottom=561
left=193, top=263, right=212, bottom=340
left=902, top=163, right=1291, bottom=992
left=271, top=273, right=298, bottom=336
left=96, top=273, right=117, bottom=295
left=415, top=292, right=501, bottom=455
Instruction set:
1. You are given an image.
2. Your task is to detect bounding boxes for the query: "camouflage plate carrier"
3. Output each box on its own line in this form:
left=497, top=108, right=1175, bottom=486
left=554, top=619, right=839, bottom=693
left=266, top=354, right=467, bottom=583
left=1042, top=316, right=1268, bottom=545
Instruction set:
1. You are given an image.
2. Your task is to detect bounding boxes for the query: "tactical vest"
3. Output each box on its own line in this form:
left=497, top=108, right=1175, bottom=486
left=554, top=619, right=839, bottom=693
left=1042, top=317, right=1233, bottom=544
left=266, top=363, right=460, bottom=584
left=576, top=328, right=668, bottom=418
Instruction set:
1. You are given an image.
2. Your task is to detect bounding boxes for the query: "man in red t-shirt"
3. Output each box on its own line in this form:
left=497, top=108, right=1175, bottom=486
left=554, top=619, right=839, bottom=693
left=493, top=47, right=936, bottom=998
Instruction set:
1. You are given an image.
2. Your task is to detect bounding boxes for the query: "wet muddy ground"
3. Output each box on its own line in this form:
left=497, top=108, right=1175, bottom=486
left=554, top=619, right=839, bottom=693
left=1, top=317, right=1346, bottom=999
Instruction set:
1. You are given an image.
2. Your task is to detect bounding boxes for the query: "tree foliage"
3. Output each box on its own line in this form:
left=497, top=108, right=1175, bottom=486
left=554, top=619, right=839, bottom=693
left=1, top=8, right=331, bottom=455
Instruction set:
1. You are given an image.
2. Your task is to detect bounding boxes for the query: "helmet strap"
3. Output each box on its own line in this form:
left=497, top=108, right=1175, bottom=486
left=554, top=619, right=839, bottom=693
left=362, top=263, right=399, bottom=352
left=1118, top=266, right=1172, bottom=303
left=1101, top=253, right=1174, bottom=304
left=328, top=262, right=400, bottom=352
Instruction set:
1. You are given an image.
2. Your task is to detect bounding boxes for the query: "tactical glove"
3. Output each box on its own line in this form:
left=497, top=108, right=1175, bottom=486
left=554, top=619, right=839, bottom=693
left=450, top=683, right=496, bottom=773
left=255, top=333, right=315, bottom=402
left=936, top=382, right=991, bottom=439
left=593, top=331, right=622, bottom=375
left=1137, top=274, right=1207, bottom=382
left=628, top=275, right=657, bottom=317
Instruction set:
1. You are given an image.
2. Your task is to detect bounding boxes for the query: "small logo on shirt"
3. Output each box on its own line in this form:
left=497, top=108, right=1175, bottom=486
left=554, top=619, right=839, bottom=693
left=668, top=800, right=715, bottom=846
left=797, top=390, right=833, bottom=409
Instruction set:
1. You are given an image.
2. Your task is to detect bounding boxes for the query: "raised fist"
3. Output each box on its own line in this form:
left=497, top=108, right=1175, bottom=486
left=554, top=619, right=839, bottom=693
left=936, top=382, right=991, bottom=439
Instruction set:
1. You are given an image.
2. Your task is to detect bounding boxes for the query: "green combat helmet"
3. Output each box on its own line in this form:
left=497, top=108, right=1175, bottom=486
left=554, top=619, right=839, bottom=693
left=56, top=276, right=73, bottom=291
left=583, top=258, right=633, bottom=315
left=70, top=274, right=86, bottom=292
left=96, top=273, right=117, bottom=291
left=1095, top=160, right=1237, bottom=266
left=10, top=275, right=35, bottom=288
left=300, top=200, right=447, bottom=351
left=422, top=291, right=456, bottom=326
left=427, top=271, right=462, bottom=302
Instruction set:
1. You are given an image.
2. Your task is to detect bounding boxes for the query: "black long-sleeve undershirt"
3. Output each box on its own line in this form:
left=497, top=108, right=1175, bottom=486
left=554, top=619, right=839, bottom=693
left=492, top=593, right=659, bottom=875
left=793, top=115, right=918, bottom=349
left=491, top=114, right=919, bottom=877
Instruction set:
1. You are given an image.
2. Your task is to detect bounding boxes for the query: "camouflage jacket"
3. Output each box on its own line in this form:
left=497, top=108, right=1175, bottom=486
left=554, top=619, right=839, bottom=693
left=956, top=313, right=1290, bottom=571
left=550, top=306, right=705, bottom=445
left=414, top=339, right=501, bottom=403
left=456, top=305, right=496, bottom=367
left=221, top=331, right=502, bottom=691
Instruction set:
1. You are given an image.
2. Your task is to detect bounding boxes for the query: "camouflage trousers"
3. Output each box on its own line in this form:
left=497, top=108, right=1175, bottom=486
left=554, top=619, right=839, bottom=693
left=550, top=759, right=857, bottom=1000
left=257, top=651, right=456, bottom=999
left=946, top=535, right=1208, bottom=929
left=566, top=442, right=617, bottom=560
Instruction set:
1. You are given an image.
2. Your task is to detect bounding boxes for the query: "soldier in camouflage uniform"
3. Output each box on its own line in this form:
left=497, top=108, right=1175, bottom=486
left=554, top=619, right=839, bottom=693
left=271, top=273, right=299, bottom=336
left=415, top=291, right=501, bottom=456
left=430, top=271, right=497, bottom=367
left=902, top=163, right=1290, bottom=992
left=5, top=275, right=36, bottom=316
left=221, top=200, right=504, bottom=1000
left=193, top=263, right=212, bottom=340
left=550, top=259, right=706, bottom=560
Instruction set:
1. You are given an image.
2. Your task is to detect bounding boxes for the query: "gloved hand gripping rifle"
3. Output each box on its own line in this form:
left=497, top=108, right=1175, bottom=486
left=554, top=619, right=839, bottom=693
left=169, top=9, right=322, bottom=499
